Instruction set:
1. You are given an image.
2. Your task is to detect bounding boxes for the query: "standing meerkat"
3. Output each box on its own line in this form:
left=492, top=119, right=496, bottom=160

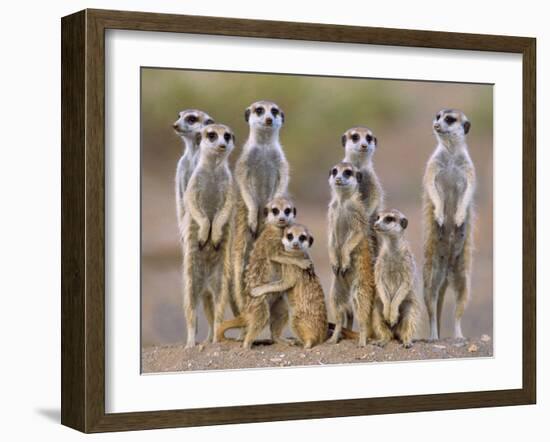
left=172, top=109, right=215, bottom=239
left=423, top=109, right=475, bottom=341
left=371, top=210, right=419, bottom=348
left=217, top=198, right=312, bottom=349
left=182, top=123, right=236, bottom=348
left=327, top=162, right=375, bottom=347
left=341, top=126, right=384, bottom=220
left=232, top=100, right=289, bottom=315
left=251, top=224, right=328, bottom=349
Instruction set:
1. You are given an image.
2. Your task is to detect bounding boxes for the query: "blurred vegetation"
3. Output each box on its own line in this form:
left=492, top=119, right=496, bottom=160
left=141, top=68, right=493, bottom=347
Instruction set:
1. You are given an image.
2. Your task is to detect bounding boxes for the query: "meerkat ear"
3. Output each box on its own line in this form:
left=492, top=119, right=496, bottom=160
left=400, top=218, right=409, bottom=229
left=232, top=134, right=236, bottom=143
left=263, top=207, right=269, bottom=217
left=293, top=207, right=297, bottom=217
left=244, top=108, right=251, bottom=122
left=374, top=136, right=378, bottom=146
left=195, top=132, right=202, bottom=145
left=463, top=121, right=471, bottom=134
left=308, top=235, right=314, bottom=247
left=341, top=134, right=347, bottom=147
left=356, top=171, right=363, bottom=183
left=281, top=111, right=285, bottom=124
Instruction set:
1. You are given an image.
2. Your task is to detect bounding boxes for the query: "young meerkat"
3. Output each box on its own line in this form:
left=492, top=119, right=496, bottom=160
left=182, top=123, right=236, bottom=348
left=341, top=126, right=384, bottom=220
left=216, top=197, right=312, bottom=349
left=232, top=100, right=289, bottom=315
left=423, top=109, right=475, bottom=341
left=251, top=224, right=328, bottom=349
left=327, top=162, right=375, bottom=347
left=371, top=210, right=419, bottom=348
left=172, top=109, right=215, bottom=239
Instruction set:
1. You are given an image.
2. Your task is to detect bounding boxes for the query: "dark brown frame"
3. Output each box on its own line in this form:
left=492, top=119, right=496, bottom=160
left=61, top=8, right=536, bottom=433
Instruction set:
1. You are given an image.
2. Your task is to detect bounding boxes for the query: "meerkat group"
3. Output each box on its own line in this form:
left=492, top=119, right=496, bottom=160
left=173, top=102, right=475, bottom=350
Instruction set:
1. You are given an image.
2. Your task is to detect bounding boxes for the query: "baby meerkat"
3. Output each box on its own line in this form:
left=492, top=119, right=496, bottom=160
left=251, top=224, right=328, bottom=349
left=372, top=210, right=419, bottom=348
left=423, top=109, right=475, bottom=341
left=216, top=197, right=312, bottom=349
left=182, top=123, right=236, bottom=348
left=232, top=100, right=289, bottom=314
left=172, top=109, right=215, bottom=239
left=341, top=126, right=384, bottom=220
left=327, top=162, right=375, bottom=347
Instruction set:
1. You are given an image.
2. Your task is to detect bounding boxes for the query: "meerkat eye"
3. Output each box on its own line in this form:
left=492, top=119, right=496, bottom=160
left=272, top=208, right=280, bottom=215
left=343, top=169, right=353, bottom=178
left=271, top=108, right=279, bottom=117
left=204, top=118, right=214, bottom=125
left=445, top=115, right=457, bottom=124
left=331, top=168, right=338, bottom=176
left=255, top=107, right=265, bottom=116
left=299, top=234, right=307, bottom=242
left=376, top=214, right=380, bottom=221
left=186, top=115, right=198, bottom=124
left=207, top=132, right=218, bottom=142
left=351, top=133, right=360, bottom=143
left=224, top=132, right=231, bottom=142
left=366, top=134, right=373, bottom=143
left=286, top=233, right=294, bottom=241
left=385, top=216, right=395, bottom=223
left=284, top=208, right=291, bottom=216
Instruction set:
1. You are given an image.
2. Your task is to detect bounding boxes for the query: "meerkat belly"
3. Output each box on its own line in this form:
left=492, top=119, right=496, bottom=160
left=436, top=165, right=466, bottom=223
left=247, top=148, right=281, bottom=204
left=200, top=176, right=227, bottom=220
left=378, top=257, right=405, bottom=299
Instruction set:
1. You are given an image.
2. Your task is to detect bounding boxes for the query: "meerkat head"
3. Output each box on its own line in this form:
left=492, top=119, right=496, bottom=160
left=341, top=126, right=377, bottom=159
left=172, top=109, right=214, bottom=138
left=196, top=124, right=235, bottom=159
left=263, top=196, right=297, bottom=228
left=244, top=100, right=285, bottom=131
left=374, top=209, right=409, bottom=236
left=282, top=224, right=314, bottom=253
left=328, top=162, right=362, bottom=196
left=432, top=109, right=471, bottom=144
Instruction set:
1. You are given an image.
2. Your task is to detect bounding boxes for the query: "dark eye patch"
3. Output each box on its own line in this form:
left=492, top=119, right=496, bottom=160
left=224, top=132, right=231, bottom=142
left=351, top=133, right=360, bottom=142
left=271, top=108, right=279, bottom=117
left=286, top=233, right=293, bottom=241
left=272, top=208, right=280, bottom=215
left=284, top=208, right=291, bottom=216
left=366, top=134, right=373, bottom=143
left=436, top=113, right=441, bottom=121
left=255, top=107, right=265, bottom=116
left=299, top=234, right=307, bottom=242
left=331, top=168, right=338, bottom=176
left=207, top=132, right=217, bottom=141
left=445, top=115, right=457, bottom=124
left=343, top=169, right=353, bottom=178
left=186, top=115, right=198, bottom=124
left=385, top=216, right=395, bottom=223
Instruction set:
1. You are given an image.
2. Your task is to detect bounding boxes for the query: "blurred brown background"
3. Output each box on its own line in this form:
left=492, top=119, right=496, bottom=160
left=141, top=68, right=493, bottom=348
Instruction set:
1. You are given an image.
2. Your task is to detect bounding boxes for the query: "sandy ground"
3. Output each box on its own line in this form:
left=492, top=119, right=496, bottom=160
left=142, top=335, right=492, bottom=373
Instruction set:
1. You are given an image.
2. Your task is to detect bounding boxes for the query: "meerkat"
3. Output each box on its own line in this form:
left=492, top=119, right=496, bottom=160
left=326, top=162, right=375, bottom=347
left=341, top=126, right=384, bottom=220
left=422, top=109, right=475, bottom=341
left=182, top=123, right=236, bottom=348
left=231, top=100, right=289, bottom=315
left=216, top=197, right=312, bottom=349
left=172, top=109, right=215, bottom=239
left=251, top=224, right=328, bottom=349
left=371, top=210, right=419, bottom=348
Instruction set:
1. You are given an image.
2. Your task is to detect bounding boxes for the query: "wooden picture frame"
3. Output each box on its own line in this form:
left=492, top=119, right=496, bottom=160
left=61, top=8, right=536, bottom=433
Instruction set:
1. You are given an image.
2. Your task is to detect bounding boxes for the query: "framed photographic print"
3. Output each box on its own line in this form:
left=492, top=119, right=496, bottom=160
left=61, top=9, right=536, bottom=433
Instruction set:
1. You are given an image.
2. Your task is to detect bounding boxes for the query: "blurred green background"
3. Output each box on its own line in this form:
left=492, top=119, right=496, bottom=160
left=141, top=68, right=493, bottom=348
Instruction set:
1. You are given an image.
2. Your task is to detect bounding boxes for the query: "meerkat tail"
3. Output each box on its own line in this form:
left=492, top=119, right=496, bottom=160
left=215, top=316, right=247, bottom=342
left=327, top=322, right=359, bottom=340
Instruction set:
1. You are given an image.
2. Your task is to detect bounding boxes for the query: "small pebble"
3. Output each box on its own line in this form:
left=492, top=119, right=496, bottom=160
left=270, top=358, right=282, bottom=363
left=481, top=334, right=491, bottom=342
left=468, top=344, right=479, bottom=353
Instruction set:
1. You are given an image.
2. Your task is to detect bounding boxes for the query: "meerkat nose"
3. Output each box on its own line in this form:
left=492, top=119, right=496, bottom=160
left=434, top=123, right=441, bottom=130
left=172, top=123, right=179, bottom=129
left=265, top=117, right=273, bottom=125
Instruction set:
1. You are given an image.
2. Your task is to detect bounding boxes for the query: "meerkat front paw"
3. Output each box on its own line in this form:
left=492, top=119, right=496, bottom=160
left=389, top=308, right=400, bottom=327
left=330, top=262, right=341, bottom=276
left=434, top=208, right=444, bottom=228
left=454, top=210, right=466, bottom=228
left=250, top=287, right=264, bottom=297
left=297, top=259, right=313, bottom=270
left=198, top=224, right=211, bottom=250
left=401, top=341, right=413, bottom=349
left=247, top=217, right=258, bottom=239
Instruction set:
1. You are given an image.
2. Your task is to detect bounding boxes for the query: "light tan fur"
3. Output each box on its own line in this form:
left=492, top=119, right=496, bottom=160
left=422, top=109, right=475, bottom=341
left=326, top=162, right=375, bottom=347
left=216, top=197, right=311, bottom=349
left=372, top=210, right=419, bottom=348
left=173, top=109, right=215, bottom=240
left=182, top=123, right=235, bottom=348
left=251, top=225, right=328, bottom=349
left=231, top=101, right=289, bottom=315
